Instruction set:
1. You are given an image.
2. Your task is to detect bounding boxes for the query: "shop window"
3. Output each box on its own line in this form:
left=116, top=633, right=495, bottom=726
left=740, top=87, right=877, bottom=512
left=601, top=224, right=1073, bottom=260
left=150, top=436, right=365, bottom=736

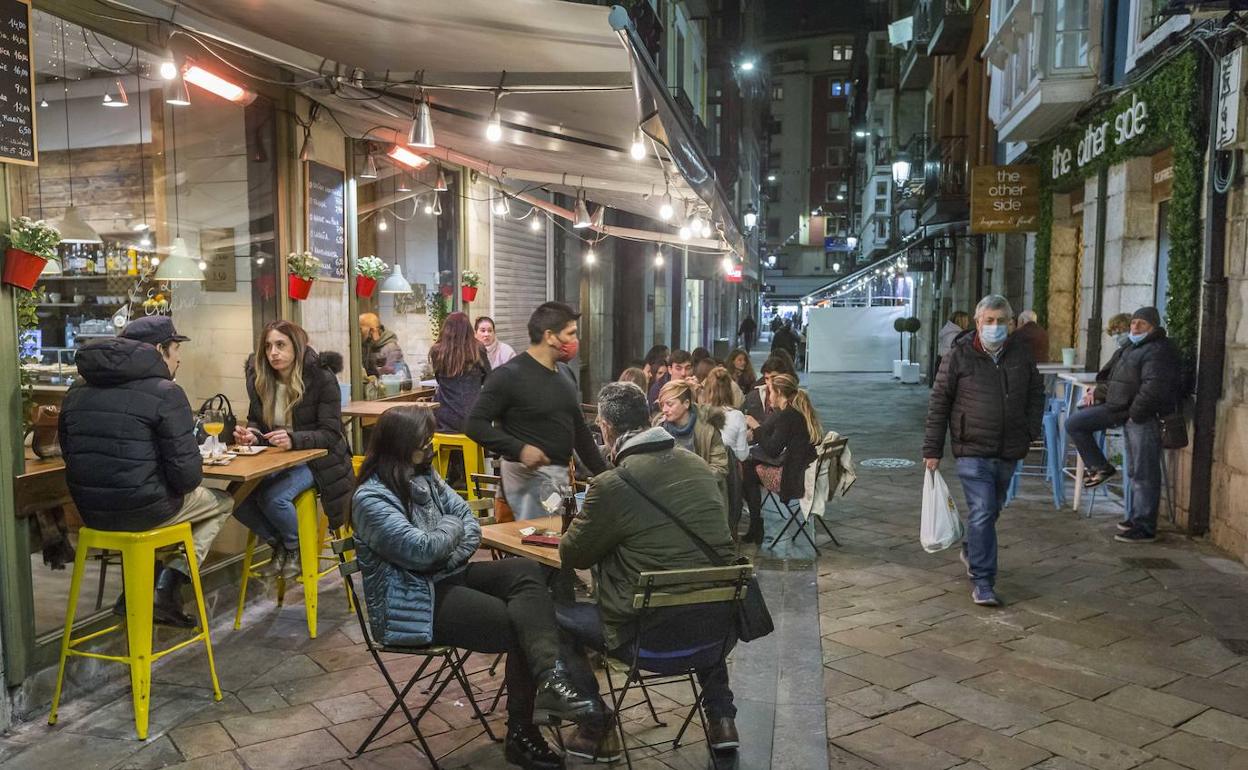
left=12, top=11, right=279, bottom=637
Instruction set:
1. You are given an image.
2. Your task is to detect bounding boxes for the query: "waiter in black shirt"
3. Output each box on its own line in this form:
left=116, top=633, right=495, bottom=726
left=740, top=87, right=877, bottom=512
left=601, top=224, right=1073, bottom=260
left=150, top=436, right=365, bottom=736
left=466, top=302, right=609, bottom=519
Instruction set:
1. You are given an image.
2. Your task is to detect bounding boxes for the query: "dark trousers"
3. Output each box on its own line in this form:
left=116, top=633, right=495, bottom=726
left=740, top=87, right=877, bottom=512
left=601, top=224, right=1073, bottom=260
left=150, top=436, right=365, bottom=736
left=431, top=559, right=560, bottom=726
left=1124, top=418, right=1162, bottom=536
left=741, top=460, right=774, bottom=531
left=1066, top=404, right=1126, bottom=472
left=554, top=602, right=737, bottom=720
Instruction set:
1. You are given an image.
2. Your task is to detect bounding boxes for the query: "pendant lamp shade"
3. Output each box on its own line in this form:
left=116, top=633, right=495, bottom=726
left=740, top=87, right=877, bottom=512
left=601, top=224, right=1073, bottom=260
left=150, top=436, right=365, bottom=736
left=434, top=168, right=448, bottom=192
left=53, top=205, right=103, bottom=244
left=155, top=237, right=206, bottom=281
left=165, top=76, right=191, bottom=107
left=408, top=99, right=435, bottom=148
left=572, top=194, right=591, bottom=229
left=360, top=152, right=378, bottom=179
left=589, top=205, right=604, bottom=229
left=40, top=256, right=63, bottom=275
left=379, top=262, right=413, bottom=293
left=103, top=79, right=128, bottom=107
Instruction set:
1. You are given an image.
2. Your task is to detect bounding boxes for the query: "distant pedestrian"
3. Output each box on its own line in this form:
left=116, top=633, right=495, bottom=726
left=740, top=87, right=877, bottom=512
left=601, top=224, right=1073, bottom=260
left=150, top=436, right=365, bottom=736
left=771, top=321, right=799, bottom=361
left=923, top=295, right=1043, bottom=607
left=934, top=311, right=970, bottom=386
left=738, top=315, right=758, bottom=351
left=1012, top=310, right=1050, bottom=362
left=1066, top=307, right=1179, bottom=543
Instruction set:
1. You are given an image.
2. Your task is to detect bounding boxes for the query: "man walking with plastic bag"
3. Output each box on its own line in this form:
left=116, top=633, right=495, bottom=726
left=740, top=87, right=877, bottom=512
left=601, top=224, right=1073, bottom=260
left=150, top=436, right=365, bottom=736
left=922, top=295, right=1043, bottom=607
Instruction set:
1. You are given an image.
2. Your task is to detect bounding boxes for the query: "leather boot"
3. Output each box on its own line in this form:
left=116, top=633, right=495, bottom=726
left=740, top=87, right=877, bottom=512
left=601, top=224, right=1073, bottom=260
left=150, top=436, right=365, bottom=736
left=503, top=724, right=564, bottom=769
left=152, top=568, right=196, bottom=628
left=532, top=662, right=603, bottom=724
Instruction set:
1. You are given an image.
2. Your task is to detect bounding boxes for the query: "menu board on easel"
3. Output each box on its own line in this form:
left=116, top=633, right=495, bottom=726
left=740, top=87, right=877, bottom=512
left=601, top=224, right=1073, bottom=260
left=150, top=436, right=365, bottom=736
left=305, top=160, right=346, bottom=279
left=0, top=0, right=37, bottom=166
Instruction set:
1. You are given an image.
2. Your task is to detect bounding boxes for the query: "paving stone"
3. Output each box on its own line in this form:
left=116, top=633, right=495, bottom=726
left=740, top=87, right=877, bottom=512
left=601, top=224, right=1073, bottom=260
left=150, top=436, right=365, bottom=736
left=944, top=641, right=1011, bottom=663
left=111, top=736, right=185, bottom=770
left=917, top=721, right=1052, bottom=770
left=825, top=701, right=877, bottom=738
left=988, top=653, right=1122, bottom=699
left=314, top=691, right=388, bottom=724
left=0, top=732, right=139, bottom=770
left=1214, top=661, right=1248, bottom=688
left=891, top=649, right=993, bottom=683
left=835, top=685, right=917, bottom=718
left=961, top=671, right=1077, bottom=712
left=1030, top=620, right=1130, bottom=649
left=238, top=686, right=289, bottom=713
left=824, top=666, right=873, bottom=696
left=826, top=743, right=883, bottom=769
left=828, top=627, right=919, bottom=657
left=878, top=704, right=959, bottom=737
left=159, top=753, right=246, bottom=770
left=903, top=678, right=1048, bottom=735
left=823, top=639, right=866, bottom=663
left=1102, top=638, right=1243, bottom=678
left=170, top=722, right=236, bottom=760
left=1160, top=675, right=1248, bottom=719
left=1098, top=684, right=1209, bottom=726
left=235, top=729, right=349, bottom=770
left=1028, top=759, right=1098, bottom=770
left=1145, top=731, right=1248, bottom=770
left=1015, top=722, right=1154, bottom=770
left=1046, top=698, right=1172, bottom=748
left=220, top=702, right=332, bottom=747
left=827, top=653, right=931, bottom=690
left=833, top=725, right=961, bottom=770
left=1178, top=708, right=1248, bottom=750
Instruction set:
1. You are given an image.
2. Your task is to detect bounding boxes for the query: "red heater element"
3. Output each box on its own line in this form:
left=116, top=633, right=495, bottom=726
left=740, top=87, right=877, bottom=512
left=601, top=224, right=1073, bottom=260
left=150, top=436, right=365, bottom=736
left=183, top=64, right=257, bottom=105
left=387, top=145, right=431, bottom=169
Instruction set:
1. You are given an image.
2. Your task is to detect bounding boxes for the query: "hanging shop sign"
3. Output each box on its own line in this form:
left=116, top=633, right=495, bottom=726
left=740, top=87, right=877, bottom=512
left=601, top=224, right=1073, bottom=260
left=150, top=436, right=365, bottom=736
left=824, top=235, right=851, bottom=253
left=305, top=160, right=346, bottom=280
left=907, top=243, right=936, bottom=272
left=970, top=165, right=1040, bottom=233
left=725, top=264, right=743, bottom=283
left=1217, top=47, right=1242, bottom=150
left=0, top=0, right=37, bottom=166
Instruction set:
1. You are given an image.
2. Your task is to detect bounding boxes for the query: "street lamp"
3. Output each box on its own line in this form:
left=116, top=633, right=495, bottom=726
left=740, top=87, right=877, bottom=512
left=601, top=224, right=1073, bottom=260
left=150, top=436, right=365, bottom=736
left=891, top=153, right=912, bottom=187
left=739, top=59, right=756, bottom=72
left=743, top=204, right=758, bottom=229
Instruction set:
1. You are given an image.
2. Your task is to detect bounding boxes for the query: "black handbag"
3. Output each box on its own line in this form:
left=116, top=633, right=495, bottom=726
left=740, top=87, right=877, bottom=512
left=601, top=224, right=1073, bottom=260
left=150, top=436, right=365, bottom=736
left=1160, top=411, right=1188, bottom=449
left=616, top=468, right=775, bottom=642
left=195, top=393, right=238, bottom=445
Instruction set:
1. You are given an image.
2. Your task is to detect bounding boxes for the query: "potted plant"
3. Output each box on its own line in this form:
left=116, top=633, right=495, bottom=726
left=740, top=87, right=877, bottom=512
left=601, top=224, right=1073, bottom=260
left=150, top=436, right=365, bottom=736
left=287, top=251, right=323, bottom=301
left=426, top=290, right=450, bottom=340
left=355, top=255, right=388, bottom=298
left=3, top=217, right=61, bottom=290
left=460, top=269, right=481, bottom=303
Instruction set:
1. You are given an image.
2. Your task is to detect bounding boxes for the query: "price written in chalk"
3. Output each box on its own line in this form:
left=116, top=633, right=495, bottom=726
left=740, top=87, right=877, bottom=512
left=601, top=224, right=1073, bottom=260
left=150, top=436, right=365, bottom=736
left=0, top=0, right=35, bottom=166
left=305, top=161, right=346, bottom=279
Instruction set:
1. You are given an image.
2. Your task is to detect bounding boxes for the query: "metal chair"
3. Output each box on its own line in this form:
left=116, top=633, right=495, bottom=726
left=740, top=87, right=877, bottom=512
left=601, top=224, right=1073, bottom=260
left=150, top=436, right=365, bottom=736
left=330, top=536, right=498, bottom=764
left=768, top=435, right=849, bottom=554
left=597, top=564, right=753, bottom=770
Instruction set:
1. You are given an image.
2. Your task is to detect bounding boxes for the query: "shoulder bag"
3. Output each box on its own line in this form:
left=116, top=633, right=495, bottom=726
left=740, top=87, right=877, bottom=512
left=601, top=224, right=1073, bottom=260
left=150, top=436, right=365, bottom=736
left=615, top=467, right=774, bottom=642
left=195, top=393, right=238, bottom=445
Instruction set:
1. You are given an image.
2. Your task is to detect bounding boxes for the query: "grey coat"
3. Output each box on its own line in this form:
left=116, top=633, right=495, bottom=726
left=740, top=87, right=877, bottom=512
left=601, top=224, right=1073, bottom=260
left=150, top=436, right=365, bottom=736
left=350, top=473, right=481, bottom=648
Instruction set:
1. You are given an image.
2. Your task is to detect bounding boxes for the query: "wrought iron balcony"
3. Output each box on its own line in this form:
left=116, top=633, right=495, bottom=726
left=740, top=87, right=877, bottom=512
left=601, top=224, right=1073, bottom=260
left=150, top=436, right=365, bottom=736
left=901, top=0, right=933, bottom=89
left=920, top=135, right=969, bottom=225
left=926, top=0, right=974, bottom=56
left=894, top=133, right=929, bottom=212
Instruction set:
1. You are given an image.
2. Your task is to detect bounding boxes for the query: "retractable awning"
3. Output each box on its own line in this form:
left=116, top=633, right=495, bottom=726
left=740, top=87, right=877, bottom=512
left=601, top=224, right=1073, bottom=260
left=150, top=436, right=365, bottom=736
left=104, top=0, right=745, bottom=257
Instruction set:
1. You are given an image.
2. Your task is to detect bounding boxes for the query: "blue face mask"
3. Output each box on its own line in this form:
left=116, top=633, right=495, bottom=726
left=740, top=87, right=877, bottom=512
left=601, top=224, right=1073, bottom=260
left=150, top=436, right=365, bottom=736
left=980, top=324, right=1008, bottom=346
left=1128, top=332, right=1147, bottom=345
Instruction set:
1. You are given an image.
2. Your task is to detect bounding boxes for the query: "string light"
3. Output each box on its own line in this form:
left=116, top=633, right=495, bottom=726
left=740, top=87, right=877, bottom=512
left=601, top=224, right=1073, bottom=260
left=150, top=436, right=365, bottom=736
left=654, top=249, right=664, bottom=267
left=530, top=213, right=543, bottom=231
left=585, top=246, right=596, bottom=264
left=629, top=128, right=646, bottom=160
left=377, top=214, right=388, bottom=232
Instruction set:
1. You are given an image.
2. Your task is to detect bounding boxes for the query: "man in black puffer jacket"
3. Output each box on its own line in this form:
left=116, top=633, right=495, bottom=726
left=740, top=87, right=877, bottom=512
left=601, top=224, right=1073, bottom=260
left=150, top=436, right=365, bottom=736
left=1067, top=306, right=1179, bottom=544
left=59, top=316, right=232, bottom=627
left=923, top=295, right=1043, bottom=608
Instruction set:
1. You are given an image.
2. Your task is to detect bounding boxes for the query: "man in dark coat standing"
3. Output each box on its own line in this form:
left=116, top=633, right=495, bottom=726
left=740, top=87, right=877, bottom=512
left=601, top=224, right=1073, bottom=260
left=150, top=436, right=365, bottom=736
left=59, top=316, right=233, bottom=627
left=1011, top=310, right=1049, bottom=362
left=737, top=315, right=757, bottom=351
left=923, top=295, right=1043, bottom=607
left=1066, top=306, right=1179, bottom=543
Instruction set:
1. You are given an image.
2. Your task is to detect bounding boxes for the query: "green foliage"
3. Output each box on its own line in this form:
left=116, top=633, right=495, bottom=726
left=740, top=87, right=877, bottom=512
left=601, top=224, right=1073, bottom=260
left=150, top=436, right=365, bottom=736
left=426, top=290, right=450, bottom=340
left=17, top=286, right=44, bottom=432
left=1031, top=51, right=1201, bottom=358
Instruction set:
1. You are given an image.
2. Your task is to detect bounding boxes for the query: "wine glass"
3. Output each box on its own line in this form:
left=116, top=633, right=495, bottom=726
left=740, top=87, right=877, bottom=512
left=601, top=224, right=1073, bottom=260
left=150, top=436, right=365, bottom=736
left=202, top=409, right=226, bottom=457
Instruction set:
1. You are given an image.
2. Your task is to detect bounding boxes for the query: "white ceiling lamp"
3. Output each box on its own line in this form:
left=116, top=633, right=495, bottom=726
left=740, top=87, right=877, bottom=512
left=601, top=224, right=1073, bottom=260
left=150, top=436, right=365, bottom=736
left=397, top=174, right=412, bottom=193
left=407, top=94, right=436, bottom=148
left=165, top=75, right=191, bottom=107
left=434, top=168, right=448, bottom=192
left=701, top=219, right=714, bottom=239
left=379, top=262, right=413, bottom=293
left=103, top=79, right=128, bottom=108
left=629, top=128, right=646, bottom=161
left=572, top=191, right=592, bottom=229
left=678, top=224, right=692, bottom=240
left=689, top=211, right=705, bottom=235
left=589, top=205, right=605, bottom=229
left=743, top=204, right=758, bottom=229
left=51, top=21, right=101, bottom=245
left=155, top=236, right=206, bottom=281
left=39, top=97, right=48, bottom=108
left=359, top=149, right=378, bottom=179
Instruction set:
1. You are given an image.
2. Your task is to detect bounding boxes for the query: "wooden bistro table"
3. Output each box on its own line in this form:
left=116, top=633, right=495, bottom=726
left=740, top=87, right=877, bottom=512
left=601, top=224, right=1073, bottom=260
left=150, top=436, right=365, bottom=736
left=479, top=515, right=563, bottom=569
left=203, top=447, right=327, bottom=506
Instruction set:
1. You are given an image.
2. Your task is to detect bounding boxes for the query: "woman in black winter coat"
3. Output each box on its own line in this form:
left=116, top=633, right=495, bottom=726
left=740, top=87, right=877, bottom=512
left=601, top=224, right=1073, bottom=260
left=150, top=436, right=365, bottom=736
left=741, top=374, right=821, bottom=544
left=232, top=320, right=353, bottom=577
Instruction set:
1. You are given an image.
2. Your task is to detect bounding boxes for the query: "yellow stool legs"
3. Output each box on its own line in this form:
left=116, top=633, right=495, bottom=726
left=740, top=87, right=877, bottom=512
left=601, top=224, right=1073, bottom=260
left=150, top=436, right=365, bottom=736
left=432, top=433, right=485, bottom=499
left=49, top=524, right=220, bottom=740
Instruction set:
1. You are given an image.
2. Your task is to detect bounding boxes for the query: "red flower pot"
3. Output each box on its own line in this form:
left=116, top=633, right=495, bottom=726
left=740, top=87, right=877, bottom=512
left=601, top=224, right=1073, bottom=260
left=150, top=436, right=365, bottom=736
left=461, top=285, right=478, bottom=303
left=3, top=248, right=49, bottom=291
left=355, top=275, right=377, bottom=298
left=288, top=274, right=314, bottom=300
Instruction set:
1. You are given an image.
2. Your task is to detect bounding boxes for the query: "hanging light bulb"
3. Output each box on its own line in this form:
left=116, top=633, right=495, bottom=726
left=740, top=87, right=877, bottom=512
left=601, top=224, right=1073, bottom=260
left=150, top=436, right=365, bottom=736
left=654, top=249, right=665, bottom=268
left=722, top=257, right=734, bottom=274
left=629, top=128, right=646, bottom=160
left=585, top=247, right=596, bottom=265
left=572, top=191, right=591, bottom=229
left=434, top=168, right=448, bottom=192
left=149, top=256, right=160, bottom=267
left=432, top=195, right=442, bottom=216
left=493, top=195, right=509, bottom=217
left=679, top=224, right=692, bottom=240
left=198, top=260, right=208, bottom=271
left=359, top=151, right=378, bottom=179
left=159, top=51, right=178, bottom=80
left=485, top=105, right=503, bottom=142
left=255, top=255, right=265, bottom=266
left=701, top=220, right=714, bottom=239
left=530, top=213, right=543, bottom=231
left=423, top=198, right=434, bottom=215
left=377, top=214, right=388, bottom=232
left=407, top=97, right=435, bottom=148
left=659, top=190, right=673, bottom=221
left=690, top=212, right=705, bottom=234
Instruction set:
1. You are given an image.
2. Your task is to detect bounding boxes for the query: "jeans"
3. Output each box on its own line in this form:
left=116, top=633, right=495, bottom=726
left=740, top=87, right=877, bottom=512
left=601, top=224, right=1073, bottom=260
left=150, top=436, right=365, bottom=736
left=954, top=457, right=1016, bottom=588
left=232, top=464, right=314, bottom=551
left=500, top=460, right=568, bottom=520
left=431, top=559, right=562, bottom=727
left=555, top=602, right=737, bottom=720
left=1124, top=418, right=1162, bottom=536
left=1066, top=404, right=1126, bottom=472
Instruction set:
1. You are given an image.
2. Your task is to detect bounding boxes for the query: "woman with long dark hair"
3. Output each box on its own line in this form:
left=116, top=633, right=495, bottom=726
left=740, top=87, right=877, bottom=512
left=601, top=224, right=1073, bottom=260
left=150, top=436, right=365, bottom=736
left=352, top=406, right=600, bottom=769
left=726, top=348, right=756, bottom=393
left=233, top=320, right=353, bottom=577
left=742, top=374, right=823, bottom=544
left=430, top=312, right=491, bottom=433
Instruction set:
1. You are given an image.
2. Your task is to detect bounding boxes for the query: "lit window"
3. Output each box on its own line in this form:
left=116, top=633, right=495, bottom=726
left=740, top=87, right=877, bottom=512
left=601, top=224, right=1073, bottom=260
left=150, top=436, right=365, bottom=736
left=771, top=84, right=784, bottom=101
left=830, top=81, right=843, bottom=97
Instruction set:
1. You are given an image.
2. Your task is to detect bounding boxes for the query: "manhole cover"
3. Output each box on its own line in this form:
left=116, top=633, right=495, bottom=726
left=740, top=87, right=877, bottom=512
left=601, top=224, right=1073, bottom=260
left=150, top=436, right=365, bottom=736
left=860, top=458, right=916, bottom=469
left=1121, top=557, right=1181, bottom=570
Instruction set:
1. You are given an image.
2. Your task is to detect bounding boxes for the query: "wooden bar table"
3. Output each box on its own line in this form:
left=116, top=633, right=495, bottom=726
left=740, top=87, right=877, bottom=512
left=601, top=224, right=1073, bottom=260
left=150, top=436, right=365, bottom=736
left=479, top=515, right=563, bottom=569
left=203, top=448, right=327, bottom=506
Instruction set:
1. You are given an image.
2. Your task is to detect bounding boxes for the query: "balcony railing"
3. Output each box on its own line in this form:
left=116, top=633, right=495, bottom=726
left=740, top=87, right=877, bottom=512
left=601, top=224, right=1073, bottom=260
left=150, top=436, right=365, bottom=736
left=669, top=85, right=709, bottom=152
left=895, top=133, right=929, bottom=211
left=923, top=135, right=968, bottom=199
left=927, top=0, right=974, bottom=55
left=900, top=38, right=932, bottom=90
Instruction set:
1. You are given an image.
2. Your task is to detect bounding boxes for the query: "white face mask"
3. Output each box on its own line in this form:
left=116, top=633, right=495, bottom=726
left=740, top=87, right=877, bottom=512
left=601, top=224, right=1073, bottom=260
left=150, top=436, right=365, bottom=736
left=980, top=324, right=1008, bottom=347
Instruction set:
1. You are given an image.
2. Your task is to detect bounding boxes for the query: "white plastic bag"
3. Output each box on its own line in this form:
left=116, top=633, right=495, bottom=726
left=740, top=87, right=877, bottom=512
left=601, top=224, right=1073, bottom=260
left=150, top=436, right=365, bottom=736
left=920, top=468, right=963, bottom=553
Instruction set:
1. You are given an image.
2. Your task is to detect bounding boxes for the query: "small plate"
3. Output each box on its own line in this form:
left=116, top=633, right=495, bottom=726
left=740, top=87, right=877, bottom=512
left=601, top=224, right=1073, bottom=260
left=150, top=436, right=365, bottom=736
left=230, top=445, right=266, bottom=455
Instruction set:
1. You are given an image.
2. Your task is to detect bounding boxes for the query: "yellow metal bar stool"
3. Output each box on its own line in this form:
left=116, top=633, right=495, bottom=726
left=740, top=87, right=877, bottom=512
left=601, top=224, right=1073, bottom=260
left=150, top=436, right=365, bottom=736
left=234, top=489, right=352, bottom=639
left=432, top=433, right=485, bottom=499
left=49, top=523, right=221, bottom=740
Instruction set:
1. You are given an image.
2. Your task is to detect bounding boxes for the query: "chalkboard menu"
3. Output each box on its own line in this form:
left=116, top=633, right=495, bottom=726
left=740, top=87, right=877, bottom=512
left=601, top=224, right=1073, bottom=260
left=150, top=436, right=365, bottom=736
left=305, top=160, right=346, bottom=279
left=0, top=0, right=36, bottom=166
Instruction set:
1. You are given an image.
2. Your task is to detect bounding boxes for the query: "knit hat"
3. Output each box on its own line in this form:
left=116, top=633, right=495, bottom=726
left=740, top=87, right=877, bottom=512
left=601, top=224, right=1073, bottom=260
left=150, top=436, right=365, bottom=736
left=1131, top=307, right=1161, bottom=328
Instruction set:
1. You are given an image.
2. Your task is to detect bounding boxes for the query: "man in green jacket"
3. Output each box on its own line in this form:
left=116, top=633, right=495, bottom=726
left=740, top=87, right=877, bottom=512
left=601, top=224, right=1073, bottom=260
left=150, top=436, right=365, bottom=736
left=557, top=381, right=739, bottom=761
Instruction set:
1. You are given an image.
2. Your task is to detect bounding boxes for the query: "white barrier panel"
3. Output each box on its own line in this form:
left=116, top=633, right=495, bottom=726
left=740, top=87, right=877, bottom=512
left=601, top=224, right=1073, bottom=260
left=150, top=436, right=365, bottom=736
left=807, top=306, right=907, bottom=372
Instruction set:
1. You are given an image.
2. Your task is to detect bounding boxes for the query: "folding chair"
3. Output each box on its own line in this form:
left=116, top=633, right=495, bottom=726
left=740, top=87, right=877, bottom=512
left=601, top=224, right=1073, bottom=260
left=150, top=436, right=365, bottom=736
left=768, top=436, right=849, bottom=555
left=598, top=564, right=753, bottom=770
left=330, top=537, right=498, bottom=765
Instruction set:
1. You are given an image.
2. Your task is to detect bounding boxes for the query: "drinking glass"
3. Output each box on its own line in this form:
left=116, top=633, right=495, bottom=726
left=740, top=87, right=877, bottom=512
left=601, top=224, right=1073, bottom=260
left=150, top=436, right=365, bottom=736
left=202, top=409, right=226, bottom=457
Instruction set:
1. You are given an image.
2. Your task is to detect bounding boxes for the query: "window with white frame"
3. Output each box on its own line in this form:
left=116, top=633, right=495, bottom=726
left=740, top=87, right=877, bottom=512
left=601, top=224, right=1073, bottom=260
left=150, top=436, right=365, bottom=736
left=832, top=44, right=853, bottom=61
left=1126, top=2, right=1189, bottom=74
left=1051, top=0, right=1090, bottom=71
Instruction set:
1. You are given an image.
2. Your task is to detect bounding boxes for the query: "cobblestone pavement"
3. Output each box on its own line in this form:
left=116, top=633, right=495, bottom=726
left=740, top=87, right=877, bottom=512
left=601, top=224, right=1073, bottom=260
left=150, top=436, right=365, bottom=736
left=807, top=373, right=1248, bottom=770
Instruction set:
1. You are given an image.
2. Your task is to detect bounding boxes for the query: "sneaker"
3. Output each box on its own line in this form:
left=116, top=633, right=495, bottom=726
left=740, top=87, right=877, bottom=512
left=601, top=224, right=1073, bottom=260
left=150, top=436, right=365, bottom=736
left=971, top=585, right=1002, bottom=607
left=255, top=544, right=284, bottom=577
left=532, top=664, right=602, bottom=724
left=1114, top=529, right=1157, bottom=543
left=563, top=721, right=623, bottom=763
left=1116, top=521, right=1132, bottom=533
left=1083, top=467, right=1117, bottom=489
left=280, top=550, right=302, bottom=581
left=707, top=717, right=740, bottom=751
left=958, top=549, right=973, bottom=578
left=503, top=725, right=564, bottom=769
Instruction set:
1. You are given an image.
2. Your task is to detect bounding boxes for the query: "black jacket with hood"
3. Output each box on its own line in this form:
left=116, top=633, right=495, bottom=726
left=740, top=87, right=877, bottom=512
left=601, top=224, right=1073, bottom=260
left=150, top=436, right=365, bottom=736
left=244, top=349, right=354, bottom=528
left=923, top=330, right=1044, bottom=461
left=59, top=337, right=204, bottom=530
left=1102, top=327, right=1181, bottom=421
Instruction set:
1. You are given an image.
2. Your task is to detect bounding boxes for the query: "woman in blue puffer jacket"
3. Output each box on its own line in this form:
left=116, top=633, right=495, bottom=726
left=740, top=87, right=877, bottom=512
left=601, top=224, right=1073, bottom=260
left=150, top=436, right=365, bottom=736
left=351, top=406, right=602, bottom=770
